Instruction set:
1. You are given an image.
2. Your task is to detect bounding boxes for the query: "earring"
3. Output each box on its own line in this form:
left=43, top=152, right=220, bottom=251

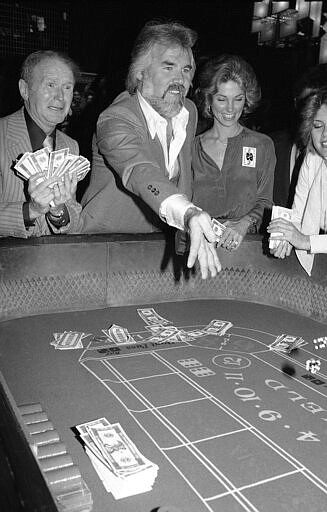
left=208, top=105, right=213, bottom=116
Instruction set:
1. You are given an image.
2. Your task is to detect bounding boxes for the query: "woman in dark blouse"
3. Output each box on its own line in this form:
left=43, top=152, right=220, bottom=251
left=192, top=54, right=276, bottom=251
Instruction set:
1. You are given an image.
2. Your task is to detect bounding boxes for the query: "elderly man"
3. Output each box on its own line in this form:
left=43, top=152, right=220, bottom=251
left=0, top=50, right=81, bottom=238
left=80, top=21, right=220, bottom=279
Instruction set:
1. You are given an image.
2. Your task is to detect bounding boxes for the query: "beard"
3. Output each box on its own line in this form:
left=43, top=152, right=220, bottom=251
left=143, top=83, right=186, bottom=119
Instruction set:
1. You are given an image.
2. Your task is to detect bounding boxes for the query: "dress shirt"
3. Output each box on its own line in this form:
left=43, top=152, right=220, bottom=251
left=137, top=91, right=195, bottom=230
left=23, top=108, right=69, bottom=228
left=137, top=91, right=189, bottom=178
left=24, top=109, right=56, bottom=151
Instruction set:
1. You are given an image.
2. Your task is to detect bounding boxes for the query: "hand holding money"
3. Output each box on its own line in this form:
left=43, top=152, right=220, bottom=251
left=28, top=174, right=59, bottom=218
left=14, top=147, right=90, bottom=187
left=212, top=218, right=242, bottom=251
left=187, top=212, right=221, bottom=279
left=270, top=240, right=293, bottom=259
left=267, top=205, right=310, bottom=252
left=52, top=170, right=78, bottom=206
left=15, top=147, right=89, bottom=218
left=268, top=206, right=293, bottom=250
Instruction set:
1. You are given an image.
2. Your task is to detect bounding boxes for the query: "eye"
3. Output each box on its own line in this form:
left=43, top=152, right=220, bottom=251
left=47, top=82, right=55, bottom=88
left=313, top=122, right=323, bottom=129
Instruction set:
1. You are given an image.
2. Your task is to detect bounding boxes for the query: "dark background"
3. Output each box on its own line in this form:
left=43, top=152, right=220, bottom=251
left=0, top=0, right=325, bottom=132
left=68, top=0, right=320, bottom=131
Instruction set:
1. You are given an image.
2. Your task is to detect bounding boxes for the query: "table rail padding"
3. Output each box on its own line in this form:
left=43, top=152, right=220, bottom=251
left=0, top=233, right=326, bottom=323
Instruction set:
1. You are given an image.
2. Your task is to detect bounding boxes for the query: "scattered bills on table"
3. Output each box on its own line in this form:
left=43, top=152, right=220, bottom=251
left=202, top=320, right=233, bottom=336
left=137, top=307, right=172, bottom=326
left=101, top=324, right=136, bottom=345
left=269, top=334, right=307, bottom=354
left=50, top=331, right=91, bottom=350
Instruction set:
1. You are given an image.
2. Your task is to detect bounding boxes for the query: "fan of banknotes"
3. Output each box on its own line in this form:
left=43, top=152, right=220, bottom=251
left=14, top=147, right=90, bottom=185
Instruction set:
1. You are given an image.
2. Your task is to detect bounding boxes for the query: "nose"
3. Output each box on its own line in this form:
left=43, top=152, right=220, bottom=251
left=54, top=86, right=64, bottom=101
left=174, top=74, right=184, bottom=84
left=174, top=68, right=187, bottom=84
left=226, top=100, right=234, bottom=112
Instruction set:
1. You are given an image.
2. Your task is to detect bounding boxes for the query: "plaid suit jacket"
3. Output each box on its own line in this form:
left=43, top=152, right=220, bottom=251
left=0, top=108, right=81, bottom=238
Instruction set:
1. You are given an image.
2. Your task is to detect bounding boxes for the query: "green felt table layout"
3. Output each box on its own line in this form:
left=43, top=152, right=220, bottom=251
left=1, top=298, right=327, bottom=512
left=1, top=234, right=327, bottom=512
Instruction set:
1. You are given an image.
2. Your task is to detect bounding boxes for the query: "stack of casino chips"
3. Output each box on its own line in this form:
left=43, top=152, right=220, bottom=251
left=19, top=402, right=93, bottom=512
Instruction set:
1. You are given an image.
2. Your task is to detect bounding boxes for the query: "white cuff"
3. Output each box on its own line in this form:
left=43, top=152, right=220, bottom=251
left=159, top=194, right=201, bottom=230
left=309, top=234, right=327, bottom=254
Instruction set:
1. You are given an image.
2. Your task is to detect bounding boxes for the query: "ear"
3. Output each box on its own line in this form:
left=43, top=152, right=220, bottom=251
left=18, top=79, right=29, bottom=101
left=136, top=69, right=144, bottom=82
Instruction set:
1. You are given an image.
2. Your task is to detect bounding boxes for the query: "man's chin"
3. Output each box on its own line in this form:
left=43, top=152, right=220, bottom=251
left=47, top=108, right=67, bottom=121
left=146, top=96, right=184, bottom=118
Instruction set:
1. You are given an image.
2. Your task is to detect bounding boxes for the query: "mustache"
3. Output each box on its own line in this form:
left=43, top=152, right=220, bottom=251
left=163, top=83, right=186, bottom=97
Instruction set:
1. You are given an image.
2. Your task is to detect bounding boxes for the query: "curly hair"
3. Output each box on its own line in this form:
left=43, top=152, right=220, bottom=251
left=298, top=87, right=327, bottom=153
left=21, top=50, right=80, bottom=85
left=125, top=20, right=197, bottom=94
left=194, top=54, right=261, bottom=120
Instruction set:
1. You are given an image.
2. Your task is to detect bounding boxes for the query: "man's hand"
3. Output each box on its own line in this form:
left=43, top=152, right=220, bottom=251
left=52, top=171, right=78, bottom=206
left=28, top=173, right=57, bottom=219
left=28, top=171, right=78, bottom=220
left=267, top=218, right=310, bottom=251
left=187, top=211, right=221, bottom=279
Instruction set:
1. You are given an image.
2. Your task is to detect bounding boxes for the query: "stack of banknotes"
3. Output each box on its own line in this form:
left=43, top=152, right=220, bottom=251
left=76, top=417, right=159, bottom=499
left=269, top=205, right=294, bottom=249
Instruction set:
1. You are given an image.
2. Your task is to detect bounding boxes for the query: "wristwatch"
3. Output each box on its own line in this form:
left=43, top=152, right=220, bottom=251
left=247, top=216, right=258, bottom=234
left=48, top=206, right=65, bottom=217
left=46, top=205, right=69, bottom=227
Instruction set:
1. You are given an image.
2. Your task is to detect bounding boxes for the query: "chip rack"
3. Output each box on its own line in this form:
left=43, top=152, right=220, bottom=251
left=0, top=372, right=92, bottom=511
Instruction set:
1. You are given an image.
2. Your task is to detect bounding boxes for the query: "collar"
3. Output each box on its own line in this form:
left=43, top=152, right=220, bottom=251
left=137, top=90, right=189, bottom=139
left=24, top=108, right=56, bottom=151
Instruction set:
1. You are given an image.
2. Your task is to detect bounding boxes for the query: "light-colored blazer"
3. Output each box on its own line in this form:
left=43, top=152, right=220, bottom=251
left=293, top=152, right=327, bottom=275
left=79, top=91, right=197, bottom=233
left=0, top=107, right=81, bottom=238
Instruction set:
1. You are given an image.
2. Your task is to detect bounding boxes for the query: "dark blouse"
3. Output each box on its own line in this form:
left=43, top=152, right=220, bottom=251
left=191, top=127, right=276, bottom=228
